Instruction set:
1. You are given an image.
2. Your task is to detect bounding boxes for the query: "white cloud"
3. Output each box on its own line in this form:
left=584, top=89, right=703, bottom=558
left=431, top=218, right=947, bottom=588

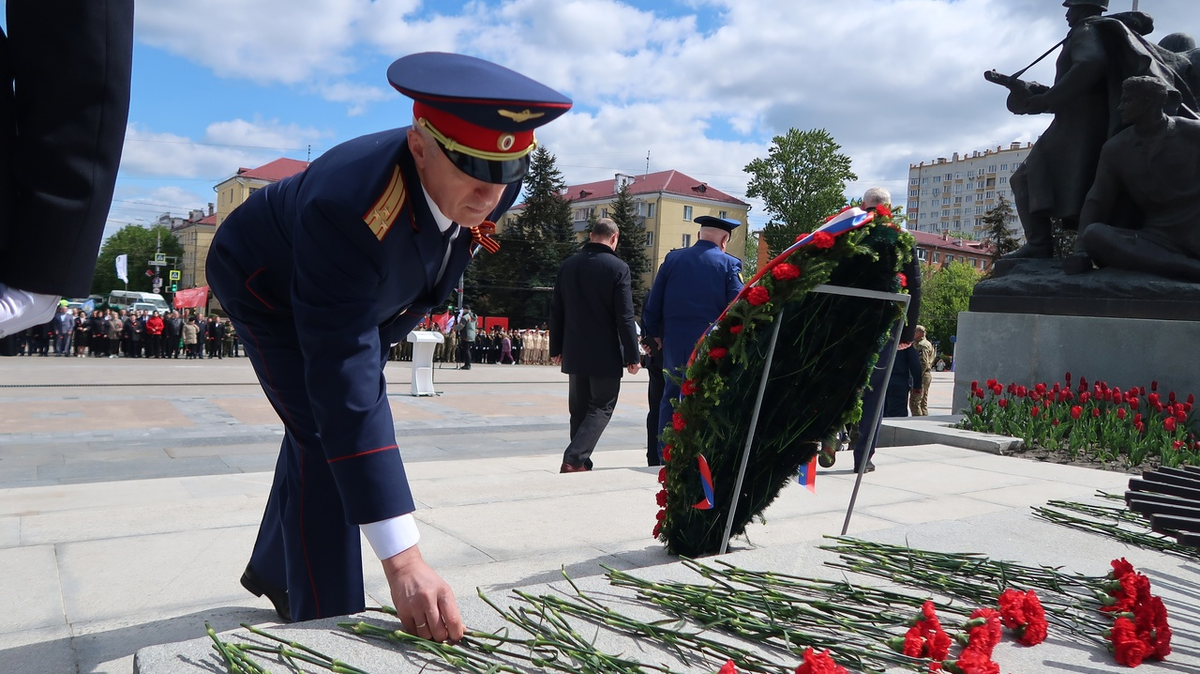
left=120, top=120, right=323, bottom=179
left=129, top=0, right=1200, bottom=228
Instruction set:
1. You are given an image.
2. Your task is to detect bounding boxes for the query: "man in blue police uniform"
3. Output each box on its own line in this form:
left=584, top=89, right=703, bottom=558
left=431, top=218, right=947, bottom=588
left=642, top=215, right=744, bottom=460
left=206, top=53, right=571, bottom=641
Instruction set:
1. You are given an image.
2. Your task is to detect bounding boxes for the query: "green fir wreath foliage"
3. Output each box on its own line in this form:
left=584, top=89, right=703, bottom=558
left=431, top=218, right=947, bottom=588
left=655, top=211, right=914, bottom=557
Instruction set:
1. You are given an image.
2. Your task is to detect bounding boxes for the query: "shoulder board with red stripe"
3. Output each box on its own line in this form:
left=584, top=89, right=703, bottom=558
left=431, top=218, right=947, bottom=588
left=363, top=165, right=408, bottom=240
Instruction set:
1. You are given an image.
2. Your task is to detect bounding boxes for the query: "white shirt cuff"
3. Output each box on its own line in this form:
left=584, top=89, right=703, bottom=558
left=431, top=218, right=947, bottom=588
left=360, top=513, right=420, bottom=560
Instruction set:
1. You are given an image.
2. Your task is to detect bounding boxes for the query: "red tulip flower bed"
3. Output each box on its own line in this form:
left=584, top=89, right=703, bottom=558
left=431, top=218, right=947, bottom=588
left=960, top=373, right=1198, bottom=469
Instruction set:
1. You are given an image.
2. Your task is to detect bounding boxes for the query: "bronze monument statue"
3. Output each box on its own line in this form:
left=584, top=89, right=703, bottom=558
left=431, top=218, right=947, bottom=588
left=986, top=0, right=1199, bottom=266
left=1068, top=76, right=1200, bottom=280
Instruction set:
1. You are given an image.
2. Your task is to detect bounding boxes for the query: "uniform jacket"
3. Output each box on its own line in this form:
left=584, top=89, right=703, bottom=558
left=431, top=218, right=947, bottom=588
left=206, top=127, right=519, bottom=524
left=641, top=240, right=743, bottom=372
left=549, top=242, right=640, bottom=377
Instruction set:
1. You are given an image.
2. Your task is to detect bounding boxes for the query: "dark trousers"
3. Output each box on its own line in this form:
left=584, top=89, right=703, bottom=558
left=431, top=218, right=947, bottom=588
left=646, top=364, right=664, bottom=466
left=563, top=373, right=621, bottom=468
left=458, top=338, right=473, bottom=368
left=853, top=337, right=895, bottom=470
left=231, top=309, right=367, bottom=622
left=0, top=0, right=133, bottom=296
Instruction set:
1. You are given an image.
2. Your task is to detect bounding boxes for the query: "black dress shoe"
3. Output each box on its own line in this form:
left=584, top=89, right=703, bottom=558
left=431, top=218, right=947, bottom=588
left=240, top=564, right=292, bottom=622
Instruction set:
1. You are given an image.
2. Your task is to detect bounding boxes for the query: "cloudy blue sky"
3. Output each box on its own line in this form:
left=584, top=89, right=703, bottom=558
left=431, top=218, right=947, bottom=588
left=101, top=0, right=1192, bottom=237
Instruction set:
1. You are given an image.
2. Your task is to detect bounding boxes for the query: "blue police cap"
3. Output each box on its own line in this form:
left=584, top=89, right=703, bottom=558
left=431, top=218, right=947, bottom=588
left=388, top=52, right=572, bottom=184
left=694, top=216, right=742, bottom=233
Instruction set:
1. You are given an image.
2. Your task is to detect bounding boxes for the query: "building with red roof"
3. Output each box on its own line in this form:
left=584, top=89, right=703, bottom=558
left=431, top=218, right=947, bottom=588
left=501, top=170, right=750, bottom=284
left=214, top=158, right=310, bottom=226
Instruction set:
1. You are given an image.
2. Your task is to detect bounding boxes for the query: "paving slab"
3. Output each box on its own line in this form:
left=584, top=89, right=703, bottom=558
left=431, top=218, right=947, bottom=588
left=136, top=505, right=1200, bottom=674
left=0, top=545, right=64, bottom=633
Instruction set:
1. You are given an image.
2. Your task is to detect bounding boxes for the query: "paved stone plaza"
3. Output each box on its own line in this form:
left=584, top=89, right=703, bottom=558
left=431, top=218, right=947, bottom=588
left=0, top=357, right=1194, bottom=673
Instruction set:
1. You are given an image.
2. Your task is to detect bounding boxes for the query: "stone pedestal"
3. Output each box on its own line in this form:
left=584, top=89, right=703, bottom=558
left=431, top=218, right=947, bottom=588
left=952, top=311, right=1200, bottom=413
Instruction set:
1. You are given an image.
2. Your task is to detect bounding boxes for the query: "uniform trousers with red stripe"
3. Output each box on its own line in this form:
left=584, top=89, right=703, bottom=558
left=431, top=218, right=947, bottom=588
left=211, top=282, right=375, bottom=621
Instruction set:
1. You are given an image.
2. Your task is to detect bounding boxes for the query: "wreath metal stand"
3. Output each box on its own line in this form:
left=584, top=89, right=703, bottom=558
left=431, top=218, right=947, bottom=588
left=719, top=283, right=910, bottom=554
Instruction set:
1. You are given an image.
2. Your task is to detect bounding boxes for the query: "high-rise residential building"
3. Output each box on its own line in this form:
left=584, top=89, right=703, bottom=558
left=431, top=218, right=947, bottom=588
left=501, top=170, right=750, bottom=287
left=906, top=142, right=1030, bottom=238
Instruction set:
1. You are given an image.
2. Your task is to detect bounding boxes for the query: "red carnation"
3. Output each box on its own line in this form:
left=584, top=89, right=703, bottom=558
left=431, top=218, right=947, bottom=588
left=718, top=660, right=738, bottom=674
left=794, top=647, right=848, bottom=674
left=747, top=286, right=771, bottom=306
left=655, top=490, right=668, bottom=507
left=897, top=272, right=908, bottom=288
left=662, top=445, right=673, bottom=462
left=812, top=231, right=835, bottom=249
left=771, top=263, right=801, bottom=281
left=998, top=589, right=1047, bottom=646
left=681, top=379, right=697, bottom=396
left=672, top=413, right=686, bottom=431
left=875, top=204, right=893, bottom=219
left=943, top=647, right=1000, bottom=674
left=962, top=608, right=1002, bottom=657
left=709, top=347, right=728, bottom=361
left=1109, top=617, right=1148, bottom=667
left=729, top=324, right=744, bottom=335
left=657, top=467, right=667, bottom=483
left=652, top=521, right=662, bottom=537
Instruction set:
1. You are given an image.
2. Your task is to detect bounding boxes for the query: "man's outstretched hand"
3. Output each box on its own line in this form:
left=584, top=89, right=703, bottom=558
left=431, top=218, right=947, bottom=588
left=381, top=545, right=464, bottom=643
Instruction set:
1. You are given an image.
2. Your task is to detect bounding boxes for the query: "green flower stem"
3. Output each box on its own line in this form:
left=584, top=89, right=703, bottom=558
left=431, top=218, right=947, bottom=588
left=240, top=623, right=371, bottom=674
left=1032, top=499, right=1200, bottom=561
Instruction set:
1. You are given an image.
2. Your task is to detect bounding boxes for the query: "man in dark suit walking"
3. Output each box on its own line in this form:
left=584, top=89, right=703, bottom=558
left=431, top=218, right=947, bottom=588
left=550, top=218, right=641, bottom=473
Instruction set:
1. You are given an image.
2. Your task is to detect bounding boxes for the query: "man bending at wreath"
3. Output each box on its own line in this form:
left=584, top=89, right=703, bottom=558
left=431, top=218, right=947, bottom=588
left=1068, top=75, right=1200, bottom=281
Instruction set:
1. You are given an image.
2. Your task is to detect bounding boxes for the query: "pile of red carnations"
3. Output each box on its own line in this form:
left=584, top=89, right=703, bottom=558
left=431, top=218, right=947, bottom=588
left=961, top=373, right=1197, bottom=468
left=1100, top=558, right=1172, bottom=667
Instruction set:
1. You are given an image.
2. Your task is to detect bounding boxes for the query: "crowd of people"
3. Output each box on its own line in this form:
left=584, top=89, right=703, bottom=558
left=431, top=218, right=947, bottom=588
left=387, top=322, right=554, bottom=366
left=10, top=305, right=240, bottom=359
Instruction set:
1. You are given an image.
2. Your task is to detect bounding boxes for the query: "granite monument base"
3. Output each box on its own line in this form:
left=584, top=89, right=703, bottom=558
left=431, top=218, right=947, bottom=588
left=952, top=311, right=1200, bottom=413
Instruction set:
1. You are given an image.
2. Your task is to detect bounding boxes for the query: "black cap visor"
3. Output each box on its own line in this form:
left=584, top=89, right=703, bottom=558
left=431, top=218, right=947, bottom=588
left=438, top=142, right=530, bottom=185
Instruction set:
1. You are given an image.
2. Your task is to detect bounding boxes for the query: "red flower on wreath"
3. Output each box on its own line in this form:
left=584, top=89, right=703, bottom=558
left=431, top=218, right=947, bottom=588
left=718, top=660, right=738, bottom=674
left=681, top=379, right=697, bottom=396
left=657, top=467, right=667, bottom=484
left=662, top=445, right=673, bottom=461
left=812, top=231, right=835, bottom=249
left=672, top=413, right=686, bottom=431
left=747, top=286, right=771, bottom=306
left=655, top=489, right=668, bottom=507
left=709, top=347, right=728, bottom=361
left=729, top=324, right=744, bottom=335
left=772, top=263, right=801, bottom=281
left=794, top=647, right=848, bottom=674
left=875, top=204, right=893, bottom=219
left=897, top=272, right=908, bottom=288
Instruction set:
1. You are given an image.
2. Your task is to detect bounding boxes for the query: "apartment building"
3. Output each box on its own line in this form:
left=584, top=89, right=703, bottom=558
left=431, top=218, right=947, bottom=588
left=502, top=170, right=750, bottom=286
left=906, top=142, right=1029, bottom=238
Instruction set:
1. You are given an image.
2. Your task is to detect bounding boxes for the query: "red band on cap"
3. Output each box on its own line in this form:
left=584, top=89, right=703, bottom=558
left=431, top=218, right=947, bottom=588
left=413, top=101, right=534, bottom=159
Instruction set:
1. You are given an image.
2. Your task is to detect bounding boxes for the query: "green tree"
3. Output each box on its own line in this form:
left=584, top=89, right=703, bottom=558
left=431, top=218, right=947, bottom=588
left=918, top=260, right=982, bottom=355
left=980, top=194, right=1020, bottom=261
left=610, top=183, right=649, bottom=315
left=92, top=224, right=185, bottom=297
left=744, top=128, right=857, bottom=256
left=466, top=145, right=576, bottom=327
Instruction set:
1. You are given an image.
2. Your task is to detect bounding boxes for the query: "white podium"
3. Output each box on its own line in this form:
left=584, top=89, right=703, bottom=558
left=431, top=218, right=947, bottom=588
left=406, top=331, right=444, bottom=396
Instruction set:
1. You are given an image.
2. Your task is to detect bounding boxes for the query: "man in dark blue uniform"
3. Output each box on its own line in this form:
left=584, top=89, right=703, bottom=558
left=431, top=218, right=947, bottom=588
left=206, top=53, right=571, bottom=641
left=642, top=215, right=744, bottom=460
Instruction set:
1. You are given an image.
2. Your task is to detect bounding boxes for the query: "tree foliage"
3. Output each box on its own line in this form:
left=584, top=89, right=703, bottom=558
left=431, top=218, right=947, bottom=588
left=91, top=224, right=185, bottom=297
left=981, top=193, right=1020, bottom=261
left=610, top=182, right=649, bottom=315
left=744, top=128, right=857, bottom=257
left=918, top=260, right=982, bottom=355
left=465, top=145, right=577, bottom=327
